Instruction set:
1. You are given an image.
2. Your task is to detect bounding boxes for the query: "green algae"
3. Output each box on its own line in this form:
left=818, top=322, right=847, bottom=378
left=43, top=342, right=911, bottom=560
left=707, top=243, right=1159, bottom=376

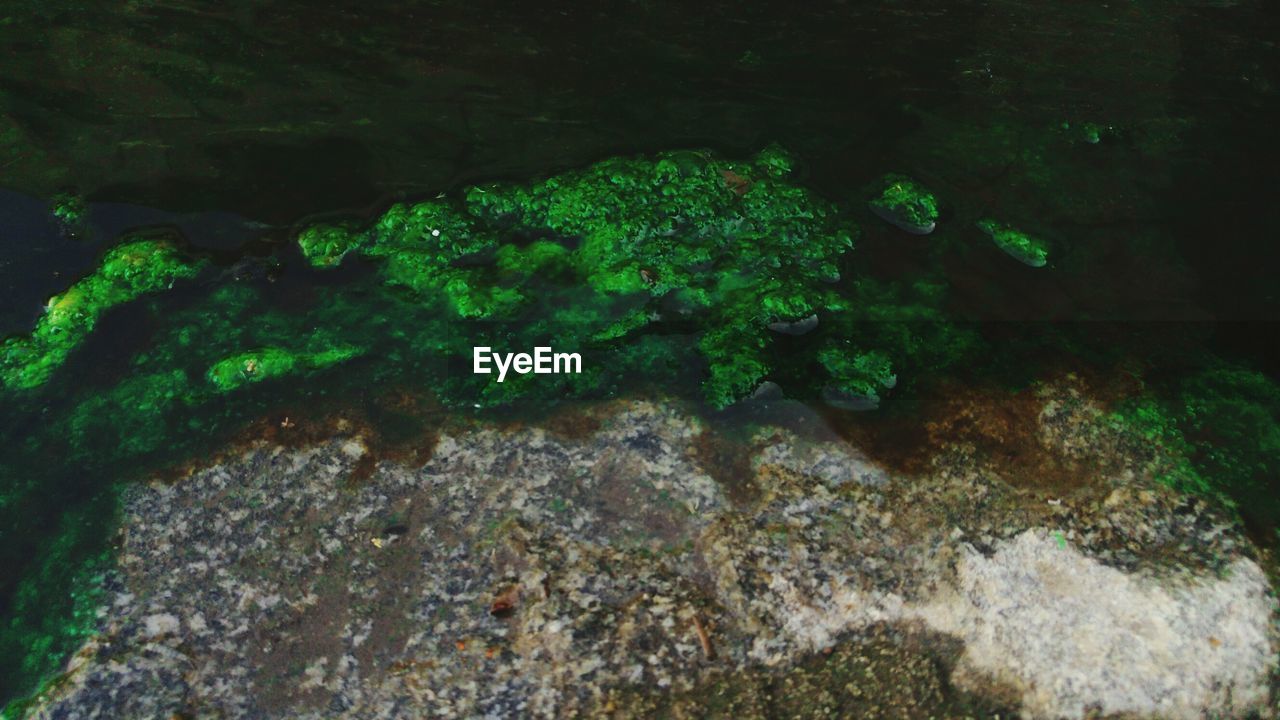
left=818, top=346, right=896, bottom=410
left=1060, top=121, right=1116, bottom=146
left=0, top=237, right=203, bottom=391
left=867, top=174, right=938, bottom=234
left=977, top=218, right=1049, bottom=267
left=0, top=146, right=967, bottom=418
left=293, top=146, right=862, bottom=408
left=1112, top=361, right=1280, bottom=531
left=206, top=346, right=363, bottom=392
left=296, top=224, right=364, bottom=267
left=49, top=193, right=86, bottom=236
left=0, top=145, right=971, bottom=490
left=0, top=498, right=114, bottom=720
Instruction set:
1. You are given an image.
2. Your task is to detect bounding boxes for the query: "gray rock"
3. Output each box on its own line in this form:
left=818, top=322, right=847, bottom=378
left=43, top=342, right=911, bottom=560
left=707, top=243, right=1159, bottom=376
left=766, top=314, right=818, bottom=335
left=821, top=385, right=880, bottom=411
left=746, top=380, right=784, bottom=402
left=25, top=393, right=1277, bottom=719
left=868, top=202, right=936, bottom=235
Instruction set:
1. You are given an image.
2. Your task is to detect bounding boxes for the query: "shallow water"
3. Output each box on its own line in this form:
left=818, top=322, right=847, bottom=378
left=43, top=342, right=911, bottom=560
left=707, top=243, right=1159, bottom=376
left=1, top=0, right=1278, bottom=709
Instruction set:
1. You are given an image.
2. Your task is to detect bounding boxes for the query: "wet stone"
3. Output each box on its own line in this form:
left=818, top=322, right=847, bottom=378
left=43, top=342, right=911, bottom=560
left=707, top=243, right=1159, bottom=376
left=23, top=394, right=1278, bottom=720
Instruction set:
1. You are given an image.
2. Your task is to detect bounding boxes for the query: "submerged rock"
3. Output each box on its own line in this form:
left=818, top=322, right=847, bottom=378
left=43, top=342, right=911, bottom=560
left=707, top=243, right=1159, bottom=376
left=0, top=238, right=203, bottom=391
left=818, top=346, right=896, bottom=411
left=766, top=313, right=818, bottom=335
left=868, top=174, right=938, bottom=235
left=49, top=193, right=87, bottom=239
left=821, top=385, right=881, bottom=411
left=22, top=392, right=1276, bottom=719
left=978, top=218, right=1049, bottom=267
left=746, top=380, right=785, bottom=402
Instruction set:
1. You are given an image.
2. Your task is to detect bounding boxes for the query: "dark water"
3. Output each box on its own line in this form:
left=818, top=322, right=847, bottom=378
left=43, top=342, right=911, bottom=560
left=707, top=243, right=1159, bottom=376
left=4, top=1, right=1276, bottom=326
left=1, top=0, right=1278, bottom=707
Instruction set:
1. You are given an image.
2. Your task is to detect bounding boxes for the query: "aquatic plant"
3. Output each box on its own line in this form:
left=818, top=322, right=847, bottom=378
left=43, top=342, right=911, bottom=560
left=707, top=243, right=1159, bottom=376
left=295, top=146, right=861, bottom=408
left=1111, top=360, right=1280, bottom=531
left=296, top=224, right=363, bottom=267
left=0, top=147, right=983, bottom=416
left=0, top=238, right=202, bottom=390
left=49, top=193, right=86, bottom=236
left=1, top=146, right=1004, bottom=420
left=206, top=346, right=364, bottom=392
left=977, top=218, right=1048, bottom=267
left=0, top=499, right=113, bottom=720
left=867, top=174, right=938, bottom=235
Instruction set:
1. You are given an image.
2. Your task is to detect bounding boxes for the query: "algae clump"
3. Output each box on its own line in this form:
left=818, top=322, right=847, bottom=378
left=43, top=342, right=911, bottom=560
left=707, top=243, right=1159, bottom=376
left=977, top=218, right=1049, bottom=267
left=296, top=146, right=861, bottom=408
left=49, top=193, right=87, bottom=238
left=1, top=147, right=974, bottom=412
left=207, top=346, right=364, bottom=391
left=818, top=346, right=897, bottom=410
left=0, top=238, right=202, bottom=390
left=1112, top=362, right=1280, bottom=532
left=868, top=174, right=938, bottom=235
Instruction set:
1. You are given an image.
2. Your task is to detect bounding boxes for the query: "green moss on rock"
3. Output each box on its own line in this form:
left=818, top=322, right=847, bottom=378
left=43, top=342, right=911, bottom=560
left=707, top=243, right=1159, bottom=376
left=1112, top=361, right=1280, bottom=532
left=49, top=193, right=87, bottom=237
left=0, top=238, right=202, bottom=390
left=297, top=224, right=365, bottom=267
left=207, top=345, right=363, bottom=392
left=868, top=174, right=938, bottom=235
left=818, top=345, right=897, bottom=410
left=977, top=218, right=1048, bottom=267
left=297, top=146, right=857, bottom=408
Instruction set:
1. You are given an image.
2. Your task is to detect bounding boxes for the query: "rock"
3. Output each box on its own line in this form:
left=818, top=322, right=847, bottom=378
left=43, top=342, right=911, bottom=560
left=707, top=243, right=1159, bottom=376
left=24, top=395, right=1276, bottom=719
left=821, top=385, right=881, bottom=411
left=922, top=530, right=1275, bottom=719
left=766, top=314, right=818, bottom=335
left=868, top=175, right=939, bottom=235
left=977, top=218, right=1049, bottom=268
left=140, top=613, right=180, bottom=639
left=746, top=380, right=784, bottom=402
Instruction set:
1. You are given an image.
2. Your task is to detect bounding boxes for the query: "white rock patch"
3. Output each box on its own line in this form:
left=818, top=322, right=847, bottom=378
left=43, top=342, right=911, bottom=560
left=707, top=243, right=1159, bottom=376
left=141, top=613, right=180, bottom=639
left=919, top=530, right=1277, bottom=719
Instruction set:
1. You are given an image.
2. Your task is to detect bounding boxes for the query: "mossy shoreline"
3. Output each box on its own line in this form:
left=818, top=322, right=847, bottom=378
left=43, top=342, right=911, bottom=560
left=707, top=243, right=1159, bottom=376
left=1, top=147, right=1278, bottom=713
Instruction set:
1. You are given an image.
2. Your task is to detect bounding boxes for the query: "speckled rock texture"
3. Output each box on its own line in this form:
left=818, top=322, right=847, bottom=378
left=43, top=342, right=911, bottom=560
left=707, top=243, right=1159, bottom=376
left=24, top=388, right=1279, bottom=720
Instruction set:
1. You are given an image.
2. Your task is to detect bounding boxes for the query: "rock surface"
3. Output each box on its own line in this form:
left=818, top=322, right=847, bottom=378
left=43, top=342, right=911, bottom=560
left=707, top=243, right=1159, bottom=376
left=24, top=387, right=1278, bottom=719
